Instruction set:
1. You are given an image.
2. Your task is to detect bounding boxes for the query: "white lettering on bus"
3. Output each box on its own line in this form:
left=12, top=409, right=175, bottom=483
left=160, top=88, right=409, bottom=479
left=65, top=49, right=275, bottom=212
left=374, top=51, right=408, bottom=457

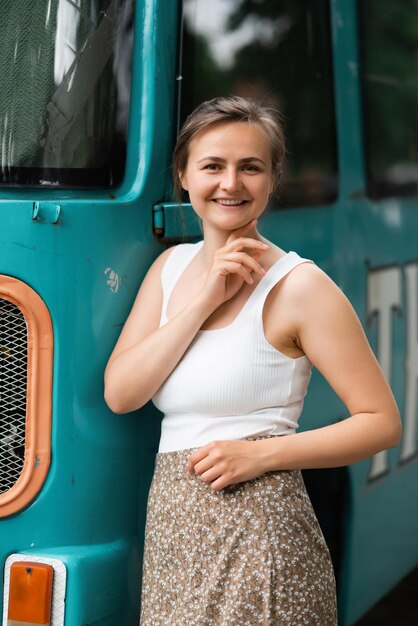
left=401, top=264, right=418, bottom=463
left=367, top=266, right=401, bottom=480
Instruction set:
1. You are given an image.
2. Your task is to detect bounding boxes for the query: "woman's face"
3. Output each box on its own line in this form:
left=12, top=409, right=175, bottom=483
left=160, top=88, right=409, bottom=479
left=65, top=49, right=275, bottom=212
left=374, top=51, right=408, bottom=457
left=180, top=122, right=275, bottom=231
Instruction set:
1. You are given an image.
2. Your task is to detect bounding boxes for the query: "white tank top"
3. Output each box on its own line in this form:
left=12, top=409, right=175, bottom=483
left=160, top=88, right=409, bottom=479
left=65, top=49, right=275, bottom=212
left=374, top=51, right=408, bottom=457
left=152, top=241, right=314, bottom=453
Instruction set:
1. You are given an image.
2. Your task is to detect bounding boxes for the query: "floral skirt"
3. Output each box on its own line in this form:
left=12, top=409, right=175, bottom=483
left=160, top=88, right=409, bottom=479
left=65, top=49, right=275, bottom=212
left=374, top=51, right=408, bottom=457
left=139, top=437, right=337, bottom=626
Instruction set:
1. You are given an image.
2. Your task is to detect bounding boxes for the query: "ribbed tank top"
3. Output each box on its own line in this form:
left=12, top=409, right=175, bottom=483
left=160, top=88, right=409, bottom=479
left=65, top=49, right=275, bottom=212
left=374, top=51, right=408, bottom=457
left=152, top=241, right=314, bottom=453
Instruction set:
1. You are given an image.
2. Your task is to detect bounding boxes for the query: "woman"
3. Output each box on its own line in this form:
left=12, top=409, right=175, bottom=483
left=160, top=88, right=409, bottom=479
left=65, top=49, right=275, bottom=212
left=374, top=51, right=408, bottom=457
left=104, top=97, right=401, bottom=625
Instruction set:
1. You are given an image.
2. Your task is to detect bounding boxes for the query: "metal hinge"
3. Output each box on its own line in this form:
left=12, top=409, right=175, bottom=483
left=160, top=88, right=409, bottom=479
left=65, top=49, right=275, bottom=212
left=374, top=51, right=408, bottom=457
left=32, top=202, right=61, bottom=224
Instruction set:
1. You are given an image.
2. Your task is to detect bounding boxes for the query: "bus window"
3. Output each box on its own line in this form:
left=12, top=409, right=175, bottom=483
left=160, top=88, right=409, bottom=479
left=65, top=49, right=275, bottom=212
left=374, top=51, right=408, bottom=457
left=359, top=0, right=418, bottom=198
left=179, top=0, right=338, bottom=208
left=0, top=0, right=133, bottom=189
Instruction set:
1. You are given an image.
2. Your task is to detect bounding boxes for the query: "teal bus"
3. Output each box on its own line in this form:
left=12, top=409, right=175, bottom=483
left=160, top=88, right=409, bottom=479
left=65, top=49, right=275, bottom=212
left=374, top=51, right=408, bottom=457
left=0, top=1, right=416, bottom=624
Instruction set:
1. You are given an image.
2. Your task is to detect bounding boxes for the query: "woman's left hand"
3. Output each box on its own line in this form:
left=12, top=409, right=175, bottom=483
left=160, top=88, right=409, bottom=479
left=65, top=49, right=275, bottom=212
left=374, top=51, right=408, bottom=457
left=187, top=439, right=269, bottom=491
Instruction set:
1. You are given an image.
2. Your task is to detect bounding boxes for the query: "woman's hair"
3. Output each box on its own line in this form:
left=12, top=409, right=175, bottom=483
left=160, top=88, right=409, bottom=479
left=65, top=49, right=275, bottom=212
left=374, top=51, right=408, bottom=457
left=172, top=96, right=285, bottom=201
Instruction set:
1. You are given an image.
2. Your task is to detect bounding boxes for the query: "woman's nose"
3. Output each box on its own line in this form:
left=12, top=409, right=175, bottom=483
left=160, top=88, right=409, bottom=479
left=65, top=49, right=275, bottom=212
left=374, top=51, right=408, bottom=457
left=220, top=168, right=242, bottom=192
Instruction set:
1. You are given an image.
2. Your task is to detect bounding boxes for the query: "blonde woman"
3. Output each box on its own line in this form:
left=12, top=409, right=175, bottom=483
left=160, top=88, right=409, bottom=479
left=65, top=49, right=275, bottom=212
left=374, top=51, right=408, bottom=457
left=105, top=97, right=401, bottom=625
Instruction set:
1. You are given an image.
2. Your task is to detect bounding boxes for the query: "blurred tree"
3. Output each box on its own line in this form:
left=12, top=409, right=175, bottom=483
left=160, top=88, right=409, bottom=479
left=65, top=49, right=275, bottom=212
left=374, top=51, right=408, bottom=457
left=180, top=20, right=232, bottom=121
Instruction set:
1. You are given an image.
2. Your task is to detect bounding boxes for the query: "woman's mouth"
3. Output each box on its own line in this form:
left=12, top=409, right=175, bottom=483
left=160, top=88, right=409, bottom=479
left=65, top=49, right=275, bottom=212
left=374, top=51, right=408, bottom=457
left=213, top=199, right=247, bottom=206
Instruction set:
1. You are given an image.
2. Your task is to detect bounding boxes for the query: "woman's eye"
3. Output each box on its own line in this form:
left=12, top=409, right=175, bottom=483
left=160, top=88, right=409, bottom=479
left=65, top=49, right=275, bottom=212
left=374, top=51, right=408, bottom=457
left=203, top=163, right=220, bottom=171
left=243, top=164, right=260, bottom=172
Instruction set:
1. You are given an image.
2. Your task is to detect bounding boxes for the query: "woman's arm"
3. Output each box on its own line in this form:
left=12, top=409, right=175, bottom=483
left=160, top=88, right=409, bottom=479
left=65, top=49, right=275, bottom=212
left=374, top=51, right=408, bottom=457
left=187, top=263, right=402, bottom=489
left=104, top=247, right=211, bottom=413
left=261, top=262, right=401, bottom=470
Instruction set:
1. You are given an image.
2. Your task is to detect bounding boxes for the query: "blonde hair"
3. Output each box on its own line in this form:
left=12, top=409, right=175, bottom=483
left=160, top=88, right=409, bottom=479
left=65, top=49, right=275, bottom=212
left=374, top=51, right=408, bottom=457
left=173, top=96, right=285, bottom=201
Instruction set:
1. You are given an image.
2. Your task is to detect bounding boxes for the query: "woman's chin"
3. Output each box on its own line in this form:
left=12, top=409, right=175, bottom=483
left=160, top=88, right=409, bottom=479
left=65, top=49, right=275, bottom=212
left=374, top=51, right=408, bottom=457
left=205, top=216, right=252, bottom=232
left=217, top=213, right=260, bottom=231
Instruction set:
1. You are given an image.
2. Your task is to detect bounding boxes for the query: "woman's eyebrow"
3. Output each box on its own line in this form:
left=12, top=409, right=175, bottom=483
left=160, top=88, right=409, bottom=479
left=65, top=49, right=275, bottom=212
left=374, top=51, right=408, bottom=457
left=197, top=156, right=266, bottom=164
left=239, top=157, right=266, bottom=165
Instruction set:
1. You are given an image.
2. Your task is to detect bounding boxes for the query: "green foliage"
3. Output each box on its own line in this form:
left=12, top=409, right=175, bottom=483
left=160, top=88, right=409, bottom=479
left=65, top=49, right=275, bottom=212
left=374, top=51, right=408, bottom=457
left=361, top=0, right=418, bottom=193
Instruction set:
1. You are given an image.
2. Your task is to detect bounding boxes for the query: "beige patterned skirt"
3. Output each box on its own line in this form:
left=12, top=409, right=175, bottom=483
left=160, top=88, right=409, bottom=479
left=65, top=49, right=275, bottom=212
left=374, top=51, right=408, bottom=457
left=140, top=437, right=337, bottom=626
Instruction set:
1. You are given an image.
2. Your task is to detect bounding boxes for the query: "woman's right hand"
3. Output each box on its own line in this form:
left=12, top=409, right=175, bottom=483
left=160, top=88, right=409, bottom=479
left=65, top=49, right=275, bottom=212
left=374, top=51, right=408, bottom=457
left=196, top=219, right=269, bottom=310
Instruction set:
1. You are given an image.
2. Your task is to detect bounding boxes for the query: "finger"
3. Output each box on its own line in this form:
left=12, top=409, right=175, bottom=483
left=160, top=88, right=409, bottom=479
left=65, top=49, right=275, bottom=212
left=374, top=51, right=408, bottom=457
left=217, top=261, right=254, bottom=284
left=187, top=447, right=210, bottom=472
left=224, top=237, right=269, bottom=254
left=209, top=476, right=230, bottom=491
left=217, top=251, right=265, bottom=276
left=193, top=456, right=215, bottom=476
left=198, top=466, right=223, bottom=483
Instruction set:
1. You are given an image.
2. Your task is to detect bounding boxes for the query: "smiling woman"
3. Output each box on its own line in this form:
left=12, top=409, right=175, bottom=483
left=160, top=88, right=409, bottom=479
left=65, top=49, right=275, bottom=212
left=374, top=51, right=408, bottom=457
left=104, top=97, right=401, bottom=626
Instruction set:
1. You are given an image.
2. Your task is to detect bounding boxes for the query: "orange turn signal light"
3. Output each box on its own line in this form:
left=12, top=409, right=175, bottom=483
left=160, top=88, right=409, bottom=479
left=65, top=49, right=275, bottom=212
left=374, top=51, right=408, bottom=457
left=7, top=561, right=53, bottom=625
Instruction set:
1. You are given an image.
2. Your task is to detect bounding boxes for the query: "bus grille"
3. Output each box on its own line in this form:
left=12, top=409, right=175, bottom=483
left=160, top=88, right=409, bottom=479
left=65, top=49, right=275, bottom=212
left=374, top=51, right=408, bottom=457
left=0, top=298, right=28, bottom=494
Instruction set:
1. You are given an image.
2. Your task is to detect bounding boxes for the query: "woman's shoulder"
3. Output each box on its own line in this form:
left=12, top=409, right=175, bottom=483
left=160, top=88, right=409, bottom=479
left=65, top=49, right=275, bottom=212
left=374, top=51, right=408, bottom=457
left=266, top=251, right=352, bottom=321
left=278, top=255, right=357, bottom=330
left=288, top=255, right=343, bottom=293
left=142, top=241, right=203, bottom=285
left=154, top=240, right=203, bottom=265
left=141, top=246, right=175, bottom=282
left=146, top=242, right=189, bottom=271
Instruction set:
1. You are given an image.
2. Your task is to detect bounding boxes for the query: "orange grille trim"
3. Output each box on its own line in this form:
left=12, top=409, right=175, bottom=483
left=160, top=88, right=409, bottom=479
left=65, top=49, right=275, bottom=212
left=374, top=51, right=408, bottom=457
left=0, top=275, right=53, bottom=517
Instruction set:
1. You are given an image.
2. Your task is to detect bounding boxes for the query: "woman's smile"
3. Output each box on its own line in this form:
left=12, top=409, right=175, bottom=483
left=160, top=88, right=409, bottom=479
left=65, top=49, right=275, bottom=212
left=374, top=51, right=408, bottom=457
left=212, top=198, right=249, bottom=208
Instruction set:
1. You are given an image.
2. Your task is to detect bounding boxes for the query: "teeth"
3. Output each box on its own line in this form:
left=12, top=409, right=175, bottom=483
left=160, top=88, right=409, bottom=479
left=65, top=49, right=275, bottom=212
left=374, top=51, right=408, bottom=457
left=216, top=199, right=245, bottom=206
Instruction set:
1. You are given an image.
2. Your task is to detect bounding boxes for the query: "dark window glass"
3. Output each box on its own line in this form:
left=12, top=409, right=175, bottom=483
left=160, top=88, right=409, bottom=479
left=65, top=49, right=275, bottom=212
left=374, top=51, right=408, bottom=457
left=179, top=0, right=338, bottom=208
left=359, top=0, right=418, bottom=198
left=0, top=0, right=133, bottom=188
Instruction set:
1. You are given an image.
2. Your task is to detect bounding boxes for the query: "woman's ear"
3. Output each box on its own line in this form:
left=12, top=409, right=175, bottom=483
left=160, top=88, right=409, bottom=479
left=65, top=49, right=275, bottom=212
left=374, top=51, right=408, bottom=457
left=179, top=171, right=188, bottom=191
